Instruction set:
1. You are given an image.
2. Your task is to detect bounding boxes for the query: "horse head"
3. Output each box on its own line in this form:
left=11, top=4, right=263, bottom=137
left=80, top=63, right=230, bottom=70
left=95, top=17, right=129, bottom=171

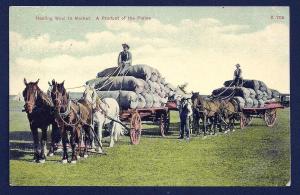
left=191, top=92, right=202, bottom=109
left=83, top=84, right=97, bottom=109
left=22, top=78, right=40, bottom=114
left=50, top=79, right=68, bottom=111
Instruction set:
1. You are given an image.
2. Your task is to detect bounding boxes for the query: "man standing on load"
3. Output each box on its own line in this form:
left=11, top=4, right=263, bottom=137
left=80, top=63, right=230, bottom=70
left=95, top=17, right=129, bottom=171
left=233, top=63, right=243, bottom=87
left=118, top=43, right=132, bottom=75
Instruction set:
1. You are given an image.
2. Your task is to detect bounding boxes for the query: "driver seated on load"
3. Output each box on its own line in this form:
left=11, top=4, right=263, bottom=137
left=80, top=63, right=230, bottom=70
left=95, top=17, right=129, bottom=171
left=118, top=43, right=132, bottom=75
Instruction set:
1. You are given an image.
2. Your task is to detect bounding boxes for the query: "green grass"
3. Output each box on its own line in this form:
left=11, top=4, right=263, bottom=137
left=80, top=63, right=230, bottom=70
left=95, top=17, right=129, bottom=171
left=9, top=100, right=290, bottom=186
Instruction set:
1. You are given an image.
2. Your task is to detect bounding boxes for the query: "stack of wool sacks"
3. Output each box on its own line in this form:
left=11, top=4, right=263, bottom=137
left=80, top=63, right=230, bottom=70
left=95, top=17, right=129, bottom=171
left=86, top=64, right=186, bottom=109
left=212, top=79, right=281, bottom=110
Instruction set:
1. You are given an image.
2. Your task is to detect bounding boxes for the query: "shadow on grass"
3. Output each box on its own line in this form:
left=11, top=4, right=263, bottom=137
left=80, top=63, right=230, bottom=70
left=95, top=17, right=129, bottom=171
left=10, top=131, right=33, bottom=142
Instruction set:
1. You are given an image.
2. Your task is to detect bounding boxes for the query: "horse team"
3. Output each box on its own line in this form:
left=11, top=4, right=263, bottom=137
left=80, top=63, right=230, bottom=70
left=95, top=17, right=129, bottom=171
left=22, top=78, right=123, bottom=164
left=191, top=92, right=240, bottom=136
left=22, top=78, right=240, bottom=164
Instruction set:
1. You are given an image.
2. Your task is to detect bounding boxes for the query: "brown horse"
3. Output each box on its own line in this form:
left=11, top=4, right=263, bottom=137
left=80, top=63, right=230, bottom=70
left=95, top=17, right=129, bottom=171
left=219, top=99, right=239, bottom=131
left=50, top=80, right=94, bottom=164
left=191, top=92, right=224, bottom=136
left=22, top=78, right=60, bottom=163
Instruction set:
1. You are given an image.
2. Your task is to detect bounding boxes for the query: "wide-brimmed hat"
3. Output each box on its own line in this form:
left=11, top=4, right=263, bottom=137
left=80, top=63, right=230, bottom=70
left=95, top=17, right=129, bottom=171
left=235, top=64, right=240, bottom=67
left=122, top=43, right=130, bottom=49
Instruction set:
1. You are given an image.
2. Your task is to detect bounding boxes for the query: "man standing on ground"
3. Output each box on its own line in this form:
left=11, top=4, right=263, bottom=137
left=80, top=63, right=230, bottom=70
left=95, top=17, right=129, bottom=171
left=178, top=97, right=193, bottom=140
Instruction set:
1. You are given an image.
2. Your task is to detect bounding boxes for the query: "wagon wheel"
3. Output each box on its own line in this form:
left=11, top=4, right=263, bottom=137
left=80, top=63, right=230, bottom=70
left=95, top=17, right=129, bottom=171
left=246, top=116, right=253, bottom=126
left=130, top=112, right=142, bottom=145
left=264, top=109, right=277, bottom=127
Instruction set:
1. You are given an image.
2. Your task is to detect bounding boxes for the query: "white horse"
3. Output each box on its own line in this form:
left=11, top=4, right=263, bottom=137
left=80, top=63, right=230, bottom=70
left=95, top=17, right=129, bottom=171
left=83, top=85, right=124, bottom=153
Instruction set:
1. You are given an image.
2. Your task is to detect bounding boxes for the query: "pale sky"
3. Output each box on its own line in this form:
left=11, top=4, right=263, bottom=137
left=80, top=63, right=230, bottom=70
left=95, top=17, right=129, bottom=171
left=9, top=6, right=290, bottom=95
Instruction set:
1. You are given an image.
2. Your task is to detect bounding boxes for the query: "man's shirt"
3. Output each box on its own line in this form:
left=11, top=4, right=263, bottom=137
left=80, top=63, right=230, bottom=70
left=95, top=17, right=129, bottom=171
left=234, top=68, right=242, bottom=78
left=118, top=51, right=132, bottom=65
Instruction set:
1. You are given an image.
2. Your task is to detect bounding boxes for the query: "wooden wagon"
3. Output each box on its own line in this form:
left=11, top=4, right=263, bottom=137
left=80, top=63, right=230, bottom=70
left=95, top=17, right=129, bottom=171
left=118, top=101, right=178, bottom=145
left=239, top=102, right=284, bottom=129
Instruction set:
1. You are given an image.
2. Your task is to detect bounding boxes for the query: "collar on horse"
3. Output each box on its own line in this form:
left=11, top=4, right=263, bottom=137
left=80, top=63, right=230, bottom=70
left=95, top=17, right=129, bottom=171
left=56, top=100, right=82, bottom=127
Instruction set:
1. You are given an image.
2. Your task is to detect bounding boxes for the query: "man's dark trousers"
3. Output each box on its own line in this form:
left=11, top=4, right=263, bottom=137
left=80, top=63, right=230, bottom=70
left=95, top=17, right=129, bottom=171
left=180, top=115, right=190, bottom=138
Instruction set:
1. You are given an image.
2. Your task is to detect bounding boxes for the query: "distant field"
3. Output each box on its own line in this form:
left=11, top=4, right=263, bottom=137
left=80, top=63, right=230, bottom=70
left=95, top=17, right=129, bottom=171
left=9, top=100, right=290, bottom=186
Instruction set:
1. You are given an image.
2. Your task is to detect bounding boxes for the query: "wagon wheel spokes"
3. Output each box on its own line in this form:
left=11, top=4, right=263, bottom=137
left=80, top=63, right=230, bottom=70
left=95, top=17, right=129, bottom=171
left=130, top=112, right=142, bottom=145
left=246, top=116, right=253, bottom=126
left=264, top=109, right=277, bottom=127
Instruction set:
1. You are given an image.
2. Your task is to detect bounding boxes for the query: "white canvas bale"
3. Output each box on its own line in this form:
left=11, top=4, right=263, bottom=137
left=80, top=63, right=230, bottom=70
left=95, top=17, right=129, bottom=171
left=212, top=87, right=250, bottom=99
left=258, top=99, right=265, bottom=108
left=147, top=80, right=161, bottom=94
left=245, top=98, right=253, bottom=108
left=233, top=96, right=245, bottom=110
left=142, top=92, right=154, bottom=108
left=255, top=90, right=263, bottom=99
left=97, top=90, right=138, bottom=109
left=252, top=98, right=259, bottom=108
left=87, top=76, right=147, bottom=93
left=137, top=94, right=146, bottom=108
left=160, top=77, right=166, bottom=85
left=248, top=88, right=256, bottom=99
left=125, top=64, right=160, bottom=81
left=150, top=73, right=159, bottom=82
left=152, top=94, right=161, bottom=108
left=160, top=97, right=168, bottom=104
left=241, top=80, right=260, bottom=91
left=96, top=67, right=119, bottom=78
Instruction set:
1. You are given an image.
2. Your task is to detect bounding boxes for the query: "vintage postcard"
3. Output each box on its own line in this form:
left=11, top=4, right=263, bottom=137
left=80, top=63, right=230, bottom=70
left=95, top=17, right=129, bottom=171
left=9, top=6, right=290, bottom=186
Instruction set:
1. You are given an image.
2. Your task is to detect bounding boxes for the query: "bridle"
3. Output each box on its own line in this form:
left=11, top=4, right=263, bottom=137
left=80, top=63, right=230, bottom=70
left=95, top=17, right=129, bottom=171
left=24, top=87, right=39, bottom=113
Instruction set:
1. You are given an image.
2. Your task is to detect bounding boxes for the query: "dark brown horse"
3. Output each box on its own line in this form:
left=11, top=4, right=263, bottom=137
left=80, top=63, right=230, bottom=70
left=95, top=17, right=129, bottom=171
left=191, top=92, right=224, bottom=136
left=22, top=78, right=59, bottom=163
left=50, top=80, right=94, bottom=164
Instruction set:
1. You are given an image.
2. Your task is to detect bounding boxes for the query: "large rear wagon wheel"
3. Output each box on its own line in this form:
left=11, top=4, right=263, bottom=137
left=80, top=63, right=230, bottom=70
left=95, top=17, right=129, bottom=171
left=264, top=109, right=277, bottom=127
left=130, top=112, right=142, bottom=145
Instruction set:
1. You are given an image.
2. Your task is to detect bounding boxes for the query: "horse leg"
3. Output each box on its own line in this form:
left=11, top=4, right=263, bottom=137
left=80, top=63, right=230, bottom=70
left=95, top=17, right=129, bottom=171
left=30, top=125, right=40, bottom=163
left=39, top=127, right=48, bottom=163
left=61, top=127, right=68, bottom=163
left=83, top=126, right=89, bottom=158
left=70, top=126, right=78, bottom=164
left=231, top=116, right=236, bottom=132
left=212, top=116, right=217, bottom=135
left=109, top=122, right=116, bottom=147
left=203, top=115, right=207, bottom=136
left=197, top=117, right=201, bottom=135
left=96, top=121, right=104, bottom=153
left=90, top=124, right=96, bottom=150
left=48, top=124, right=55, bottom=156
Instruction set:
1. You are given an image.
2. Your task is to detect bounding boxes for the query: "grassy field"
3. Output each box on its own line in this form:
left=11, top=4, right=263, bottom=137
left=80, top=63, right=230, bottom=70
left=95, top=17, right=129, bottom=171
left=9, top=100, right=290, bottom=186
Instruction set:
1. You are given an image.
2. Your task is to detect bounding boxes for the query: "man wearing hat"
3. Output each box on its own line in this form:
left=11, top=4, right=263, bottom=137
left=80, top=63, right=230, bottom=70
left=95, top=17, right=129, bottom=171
left=233, top=64, right=243, bottom=87
left=118, top=43, right=132, bottom=75
left=178, top=97, right=193, bottom=140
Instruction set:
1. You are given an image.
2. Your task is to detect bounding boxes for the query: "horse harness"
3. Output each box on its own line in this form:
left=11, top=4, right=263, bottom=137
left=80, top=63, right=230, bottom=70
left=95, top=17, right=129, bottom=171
left=56, top=100, right=86, bottom=127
